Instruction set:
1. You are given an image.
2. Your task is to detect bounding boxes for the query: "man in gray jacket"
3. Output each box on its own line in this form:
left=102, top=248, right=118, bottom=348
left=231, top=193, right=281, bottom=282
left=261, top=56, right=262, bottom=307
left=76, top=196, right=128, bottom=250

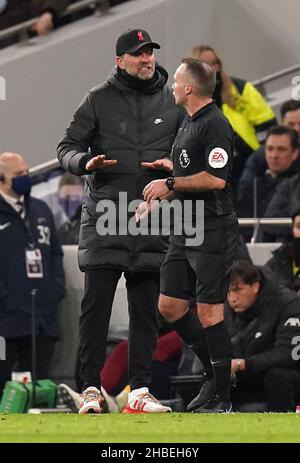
left=57, top=28, right=182, bottom=414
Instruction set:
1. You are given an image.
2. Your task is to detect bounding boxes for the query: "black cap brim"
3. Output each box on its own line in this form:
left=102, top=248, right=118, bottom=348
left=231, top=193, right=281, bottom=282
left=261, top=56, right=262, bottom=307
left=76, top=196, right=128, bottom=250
left=126, top=42, right=161, bottom=54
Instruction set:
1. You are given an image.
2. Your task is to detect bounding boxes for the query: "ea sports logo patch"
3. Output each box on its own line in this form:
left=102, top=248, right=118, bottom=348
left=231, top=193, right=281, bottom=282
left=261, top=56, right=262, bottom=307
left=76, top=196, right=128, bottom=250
left=208, top=147, right=228, bottom=168
left=179, top=149, right=190, bottom=168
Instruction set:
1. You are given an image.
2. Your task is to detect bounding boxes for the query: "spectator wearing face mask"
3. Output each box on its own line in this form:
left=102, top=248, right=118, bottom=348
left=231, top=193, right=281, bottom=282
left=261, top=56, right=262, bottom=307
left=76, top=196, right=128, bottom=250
left=57, top=172, right=84, bottom=220
left=0, top=152, right=65, bottom=396
left=56, top=173, right=84, bottom=245
left=32, top=171, right=84, bottom=232
left=187, top=45, right=277, bottom=193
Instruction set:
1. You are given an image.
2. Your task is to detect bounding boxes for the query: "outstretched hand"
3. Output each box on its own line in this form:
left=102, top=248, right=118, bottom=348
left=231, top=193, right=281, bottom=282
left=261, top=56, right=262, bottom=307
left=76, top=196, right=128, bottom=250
left=142, top=158, right=173, bottom=172
left=85, top=154, right=118, bottom=171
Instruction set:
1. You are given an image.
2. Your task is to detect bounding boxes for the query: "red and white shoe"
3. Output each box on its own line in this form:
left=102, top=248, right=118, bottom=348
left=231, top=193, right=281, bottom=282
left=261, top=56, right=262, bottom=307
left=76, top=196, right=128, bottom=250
left=123, top=387, right=172, bottom=414
left=79, top=386, right=103, bottom=414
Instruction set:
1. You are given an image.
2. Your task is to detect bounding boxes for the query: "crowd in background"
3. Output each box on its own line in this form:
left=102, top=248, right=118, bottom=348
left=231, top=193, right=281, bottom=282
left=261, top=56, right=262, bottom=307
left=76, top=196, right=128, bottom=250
left=0, top=0, right=129, bottom=47
left=1, top=7, right=300, bottom=413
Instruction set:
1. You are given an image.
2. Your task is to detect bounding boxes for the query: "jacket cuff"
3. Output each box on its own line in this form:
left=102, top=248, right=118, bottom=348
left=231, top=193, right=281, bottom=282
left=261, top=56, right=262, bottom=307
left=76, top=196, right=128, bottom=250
left=78, top=153, right=93, bottom=174
left=244, top=357, right=257, bottom=375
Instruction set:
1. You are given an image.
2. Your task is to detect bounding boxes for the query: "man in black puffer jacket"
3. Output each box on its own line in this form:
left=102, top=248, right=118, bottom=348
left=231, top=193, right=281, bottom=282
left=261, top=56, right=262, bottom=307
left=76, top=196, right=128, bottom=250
left=226, top=260, right=300, bottom=412
left=57, top=28, right=183, bottom=414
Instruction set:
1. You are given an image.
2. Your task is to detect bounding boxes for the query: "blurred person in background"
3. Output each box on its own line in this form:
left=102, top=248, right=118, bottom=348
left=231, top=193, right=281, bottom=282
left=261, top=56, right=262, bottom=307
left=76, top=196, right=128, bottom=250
left=0, top=0, right=70, bottom=32
left=187, top=45, right=277, bottom=193
left=238, top=100, right=300, bottom=201
left=262, top=103, right=300, bottom=239
left=264, top=208, right=300, bottom=292
left=0, top=152, right=65, bottom=397
left=226, top=260, right=300, bottom=412
left=57, top=202, right=81, bottom=244
left=263, top=170, right=300, bottom=241
left=0, top=0, right=130, bottom=36
left=31, top=0, right=72, bottom=35
left=31, top=171, right=84, bottom=232
left=280, top=99, right=300, bottom=141
left=238, top=125, right=299, bottom=219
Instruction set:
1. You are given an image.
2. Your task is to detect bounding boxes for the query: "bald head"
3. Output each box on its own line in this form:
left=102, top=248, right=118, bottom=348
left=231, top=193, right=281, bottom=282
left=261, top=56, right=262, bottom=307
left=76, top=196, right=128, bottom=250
left=0, top=152, right=29, bottom=198
left=0, top=152, right=28, bottom=177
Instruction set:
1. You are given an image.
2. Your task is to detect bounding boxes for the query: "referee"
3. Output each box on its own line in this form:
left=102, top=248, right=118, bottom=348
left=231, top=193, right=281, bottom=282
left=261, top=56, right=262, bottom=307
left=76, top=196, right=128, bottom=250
left=143, top=57, right=240, bottom=412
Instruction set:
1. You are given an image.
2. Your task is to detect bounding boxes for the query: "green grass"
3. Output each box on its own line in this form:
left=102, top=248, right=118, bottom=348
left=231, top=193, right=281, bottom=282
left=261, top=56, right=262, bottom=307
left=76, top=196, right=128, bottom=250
left=0, top=413, right=299, bottom=443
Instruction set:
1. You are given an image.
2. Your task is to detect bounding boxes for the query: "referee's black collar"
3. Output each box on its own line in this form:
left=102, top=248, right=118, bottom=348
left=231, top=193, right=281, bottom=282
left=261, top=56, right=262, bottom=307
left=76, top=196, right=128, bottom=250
left=189, top=100, right=216, bottom=121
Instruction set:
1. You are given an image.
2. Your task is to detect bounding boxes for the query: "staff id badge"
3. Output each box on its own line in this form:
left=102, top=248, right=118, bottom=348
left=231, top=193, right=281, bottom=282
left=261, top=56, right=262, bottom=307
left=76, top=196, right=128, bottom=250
left=25, top=248, right=44, bottom=278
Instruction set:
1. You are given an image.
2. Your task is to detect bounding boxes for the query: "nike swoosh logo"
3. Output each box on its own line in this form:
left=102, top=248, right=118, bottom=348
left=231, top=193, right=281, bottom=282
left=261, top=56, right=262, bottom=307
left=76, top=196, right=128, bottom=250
left=0, top=222, right=11, bottom=231
left=154, top=118, right=163, bottom=124
left=211, top=360, right=221, bottom=365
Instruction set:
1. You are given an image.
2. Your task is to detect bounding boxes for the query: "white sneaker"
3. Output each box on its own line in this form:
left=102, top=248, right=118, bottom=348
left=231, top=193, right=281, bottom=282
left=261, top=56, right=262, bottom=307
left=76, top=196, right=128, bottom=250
left=79, top=386, right=103, bottom=414
left=123, top=387, right=172, bottom=414
left=57, top=383, right=81, bottom=412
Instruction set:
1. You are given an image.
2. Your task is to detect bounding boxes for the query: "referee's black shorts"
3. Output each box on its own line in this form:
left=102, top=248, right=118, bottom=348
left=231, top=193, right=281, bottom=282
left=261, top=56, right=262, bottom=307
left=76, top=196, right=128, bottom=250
left=160, top=218, right=240, bottom=304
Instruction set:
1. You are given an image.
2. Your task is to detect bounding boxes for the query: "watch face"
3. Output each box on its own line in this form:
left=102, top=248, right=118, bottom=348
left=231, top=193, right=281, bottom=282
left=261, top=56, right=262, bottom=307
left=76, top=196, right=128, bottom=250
left=166, top=177, right=174, bottom=190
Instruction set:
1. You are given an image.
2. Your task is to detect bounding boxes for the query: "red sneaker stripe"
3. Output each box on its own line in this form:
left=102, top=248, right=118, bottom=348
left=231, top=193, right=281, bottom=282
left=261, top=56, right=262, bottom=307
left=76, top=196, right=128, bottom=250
left=122, top=405, right=148, bottom=414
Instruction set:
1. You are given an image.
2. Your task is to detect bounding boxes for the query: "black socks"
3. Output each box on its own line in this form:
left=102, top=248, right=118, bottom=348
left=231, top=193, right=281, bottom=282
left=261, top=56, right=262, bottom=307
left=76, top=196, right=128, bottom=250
left=171, top=310, right=214, bottom=378
left=205, top=321, right=232, bottom=402
left=171, top=312, right=232, bottom=402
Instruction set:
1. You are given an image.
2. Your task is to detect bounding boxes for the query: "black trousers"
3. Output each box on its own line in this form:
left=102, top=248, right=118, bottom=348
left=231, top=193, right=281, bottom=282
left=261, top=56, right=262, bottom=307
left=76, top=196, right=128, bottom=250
left=79, top=269, right=159, bottom=392
left=232, top=367, right=300, bottom=412
left=0, top=335, right=56, bottom=396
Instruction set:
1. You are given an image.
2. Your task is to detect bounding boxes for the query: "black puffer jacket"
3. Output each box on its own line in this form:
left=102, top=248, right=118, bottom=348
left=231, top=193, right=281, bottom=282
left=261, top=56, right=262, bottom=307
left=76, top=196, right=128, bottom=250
left=264, top=238, right=300, bottom=292
left=57, top=65, right=182, bottom=271
left=224, top=271, right=300, bottom=377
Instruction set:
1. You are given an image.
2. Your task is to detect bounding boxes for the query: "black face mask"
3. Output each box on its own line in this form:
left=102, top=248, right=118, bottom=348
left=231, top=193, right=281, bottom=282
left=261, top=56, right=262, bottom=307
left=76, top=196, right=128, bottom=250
left=213, top=72, right=223, bottom=107
left=11, top=174, right=32, bottom=196
left=293, top=237, right=300, bottom=267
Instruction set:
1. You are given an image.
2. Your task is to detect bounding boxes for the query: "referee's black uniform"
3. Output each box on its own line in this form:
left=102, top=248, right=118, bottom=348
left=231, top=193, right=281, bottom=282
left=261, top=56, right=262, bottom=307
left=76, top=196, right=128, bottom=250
left=161, top=101, right=240, bottom=305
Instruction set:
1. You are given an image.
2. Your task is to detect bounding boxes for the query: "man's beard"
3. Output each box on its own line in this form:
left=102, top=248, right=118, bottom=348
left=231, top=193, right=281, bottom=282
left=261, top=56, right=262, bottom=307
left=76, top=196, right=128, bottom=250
left=127, top=67, right=155, bottom=80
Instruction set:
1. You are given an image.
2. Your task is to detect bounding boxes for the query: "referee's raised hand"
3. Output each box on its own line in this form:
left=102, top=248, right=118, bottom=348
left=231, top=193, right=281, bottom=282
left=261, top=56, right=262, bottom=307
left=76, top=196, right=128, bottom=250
left=85, top=154, right=118, bottom=171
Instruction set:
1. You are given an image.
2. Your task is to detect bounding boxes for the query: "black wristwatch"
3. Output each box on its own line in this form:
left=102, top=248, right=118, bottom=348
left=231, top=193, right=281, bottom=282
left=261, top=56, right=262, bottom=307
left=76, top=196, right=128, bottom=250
left=165, top=176, right=175, bottom=191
